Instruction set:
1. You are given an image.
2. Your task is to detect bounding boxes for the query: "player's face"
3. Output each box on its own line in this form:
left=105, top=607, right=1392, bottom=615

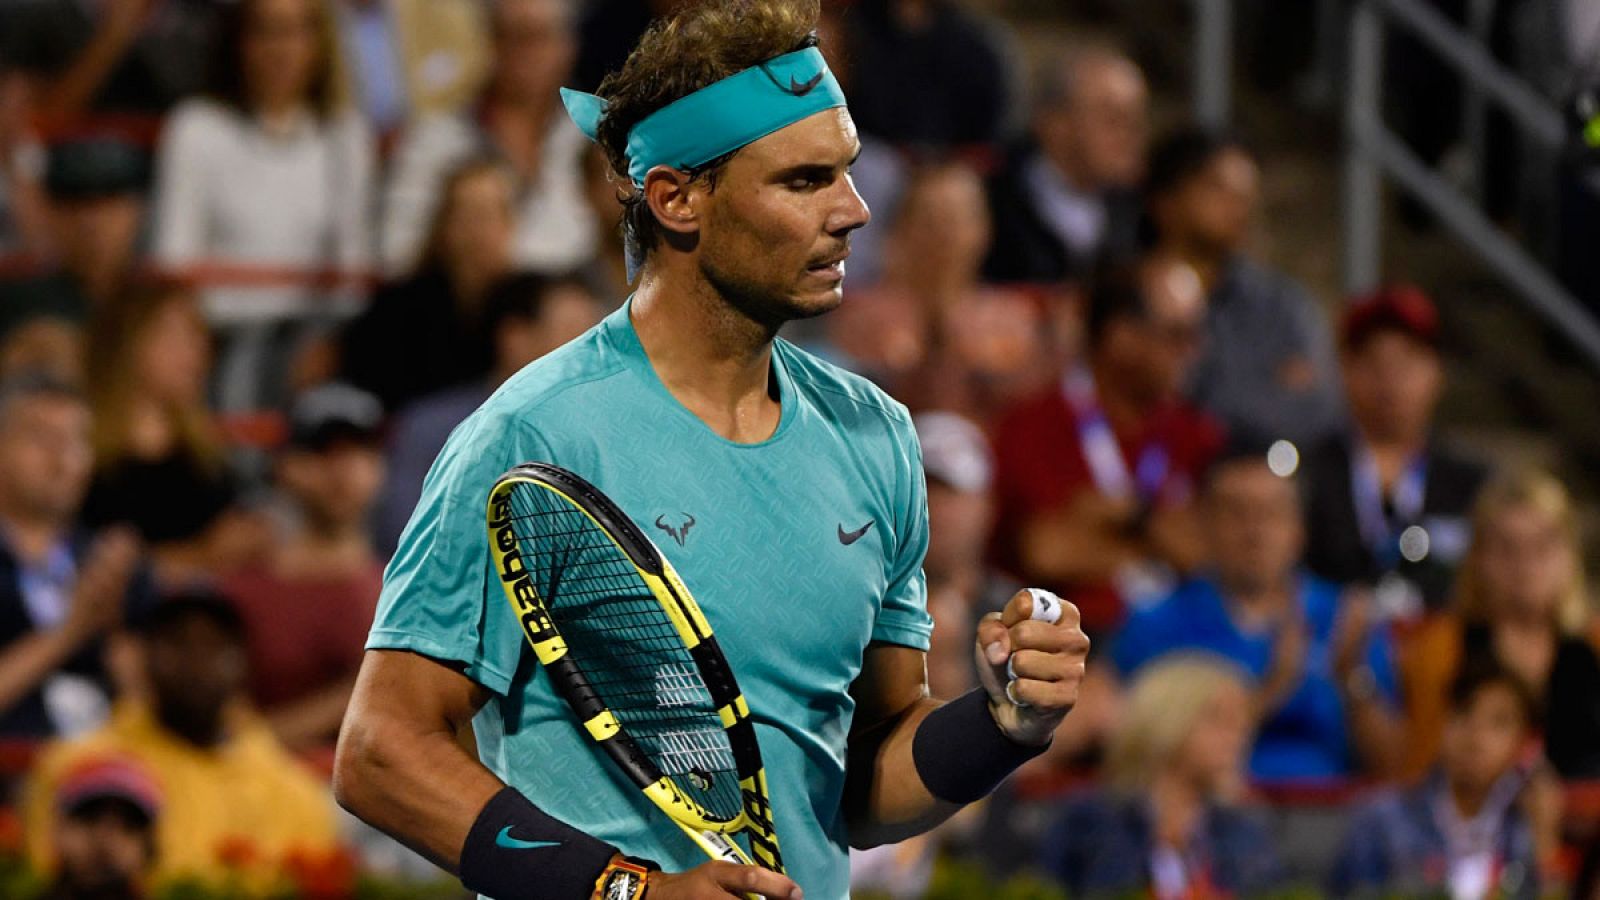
left=697, top=109, right=871, bottom=328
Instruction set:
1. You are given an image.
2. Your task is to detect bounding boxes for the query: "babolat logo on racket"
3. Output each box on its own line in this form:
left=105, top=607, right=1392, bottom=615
left=488, top=497, right=556, bottom=640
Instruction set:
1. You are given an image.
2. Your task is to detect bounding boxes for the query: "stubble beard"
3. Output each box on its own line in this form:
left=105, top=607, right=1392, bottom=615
left=699, top=249, right=841, bottom=337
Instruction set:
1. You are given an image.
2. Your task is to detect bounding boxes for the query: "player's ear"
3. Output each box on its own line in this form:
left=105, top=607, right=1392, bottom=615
left=643, top=166, right=701, bottom=236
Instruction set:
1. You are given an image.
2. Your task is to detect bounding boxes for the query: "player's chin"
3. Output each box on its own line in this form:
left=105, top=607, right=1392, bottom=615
left=789, top=267, right=848, bottom=316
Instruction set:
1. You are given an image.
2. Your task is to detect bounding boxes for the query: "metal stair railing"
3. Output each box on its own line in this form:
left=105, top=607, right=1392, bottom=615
left=1341, top=0, right=1600, bottom=369
left=1185, top=0, right=1600, bottom=368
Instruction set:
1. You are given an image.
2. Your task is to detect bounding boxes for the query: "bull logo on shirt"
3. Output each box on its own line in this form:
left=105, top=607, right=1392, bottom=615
left=654, top=513, right=696, bottom=547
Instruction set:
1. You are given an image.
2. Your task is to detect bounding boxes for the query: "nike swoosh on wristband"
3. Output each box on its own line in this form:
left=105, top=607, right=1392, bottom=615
left=495, top=826, right=561, bottom=851
left=838, top=521, right=874, bottom=545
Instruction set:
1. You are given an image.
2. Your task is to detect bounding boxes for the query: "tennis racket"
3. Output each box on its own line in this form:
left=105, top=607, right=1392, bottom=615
left=485, top=462, right=785, bottom=877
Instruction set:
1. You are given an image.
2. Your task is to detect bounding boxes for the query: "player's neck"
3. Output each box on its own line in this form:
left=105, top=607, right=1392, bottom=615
left=631, top=272, right=784, bottom=444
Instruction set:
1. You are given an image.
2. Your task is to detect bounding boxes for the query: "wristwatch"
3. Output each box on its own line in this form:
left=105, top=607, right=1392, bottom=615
left=596, top=856, right=655, bottom=900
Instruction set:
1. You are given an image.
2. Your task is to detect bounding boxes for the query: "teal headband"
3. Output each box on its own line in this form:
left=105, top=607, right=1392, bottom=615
left=560, top=47, right=847, bottom=188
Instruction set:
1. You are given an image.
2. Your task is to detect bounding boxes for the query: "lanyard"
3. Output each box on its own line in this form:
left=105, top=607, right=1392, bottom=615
left=1064, top=368, right=1171, bottom=504
left=1350, top=442, right=1428, bottom=568
left=1431, top=772, right=1523, bottom=899
left=6, top=531, right=77, bottom=629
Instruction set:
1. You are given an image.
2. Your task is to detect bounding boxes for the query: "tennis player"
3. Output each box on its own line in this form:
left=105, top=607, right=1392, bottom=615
left=333, top=2, right=1090, bottom=898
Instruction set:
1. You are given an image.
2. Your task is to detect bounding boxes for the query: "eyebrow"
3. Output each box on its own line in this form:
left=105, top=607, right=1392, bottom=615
left=772, top=145, right=862, bottom=182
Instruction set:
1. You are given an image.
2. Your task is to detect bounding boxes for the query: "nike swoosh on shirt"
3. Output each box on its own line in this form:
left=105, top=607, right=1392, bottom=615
left=838, top=521, right=874, bottom=545
left=495, top=826, right=561, bottom=851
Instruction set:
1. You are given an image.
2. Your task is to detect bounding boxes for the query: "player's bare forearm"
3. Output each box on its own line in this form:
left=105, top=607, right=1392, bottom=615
left=843, top=646, right=960, bottom=847
left=333, top=649, right=505, bottom=870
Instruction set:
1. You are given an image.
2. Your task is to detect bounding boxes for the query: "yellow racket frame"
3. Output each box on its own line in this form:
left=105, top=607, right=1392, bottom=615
left=486, top=465, right=784, bottom=874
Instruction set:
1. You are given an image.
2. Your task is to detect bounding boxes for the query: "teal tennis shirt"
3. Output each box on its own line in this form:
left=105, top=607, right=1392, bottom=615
left=368, top=300, right=933, bottom=899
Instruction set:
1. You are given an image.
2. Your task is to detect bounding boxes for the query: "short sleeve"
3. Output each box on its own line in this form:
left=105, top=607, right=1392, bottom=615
left=871, top=415, right=933, bottom=650
left=366, top=411, right=546, bottom=695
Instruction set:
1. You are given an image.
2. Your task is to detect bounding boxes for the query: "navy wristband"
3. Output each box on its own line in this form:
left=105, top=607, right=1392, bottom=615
left=458, top=786, right=621, bottom=900
left=912, top=689, right=1048, bottom=804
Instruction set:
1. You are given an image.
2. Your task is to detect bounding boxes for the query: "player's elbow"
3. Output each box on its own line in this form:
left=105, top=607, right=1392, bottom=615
left=332, top=703, right=398, bottom=820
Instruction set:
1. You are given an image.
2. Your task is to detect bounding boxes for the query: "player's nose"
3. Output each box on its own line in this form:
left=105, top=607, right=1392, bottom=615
left=826, top=176, right=871, bottom=236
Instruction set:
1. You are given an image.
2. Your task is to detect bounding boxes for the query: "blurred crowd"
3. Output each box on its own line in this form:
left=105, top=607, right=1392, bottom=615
left=0, top=0, right=1596, bottom=897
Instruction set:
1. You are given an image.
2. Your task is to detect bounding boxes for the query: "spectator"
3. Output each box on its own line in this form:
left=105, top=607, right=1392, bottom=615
left=0, top=374, right=150, bottom=739
left=380, top=0, right=596, bottom=276
left=37, top=755, right=161, bottom=900
left=825, top=161, right=1046, bottom=414
left=81, top=283, right=270, bottom=585
left=1039, top=655, right=1282, bottom=898
left=1, top=0, right=221, bottom=125
left=1114, top=440, right=1405, bottom=781
left=0, top=310, right=85, bottom=386
left=377, top=272, right=601, bottom=553
left=221, top=384, right=387, bottom=750
left=1332, top=663, right=1558, bottom=899
left=150, top=0, right=375, bottom=410
left=1399, top=469, right=1600, bottom=779
left=24, top=591, right=342, bottom=892
left=983, top=45, right=1147, bottom=285
left=0, top=62, right=50, bottom=259
left=837, top=0, right=1017, bottom=149
left=330, top=0, right=490, bottom=136
left=989, top=257, right=1222, bottom=633
left=343, top=158, right=518, bottom=413
left=1146, top=128, right=1343, bottom=446
left=1299, top=285, right=1487, bottom=615
left=0, top=136, right=148, bottom=332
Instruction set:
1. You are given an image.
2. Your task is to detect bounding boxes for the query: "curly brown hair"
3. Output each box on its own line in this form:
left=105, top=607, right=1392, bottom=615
left=593, top=0, right=822, bottom=258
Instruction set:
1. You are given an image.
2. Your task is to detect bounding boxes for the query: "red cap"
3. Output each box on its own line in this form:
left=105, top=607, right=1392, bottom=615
left=56, top=755, right=162, bottom=822
left=1341, top=284, right=1440, bottom=351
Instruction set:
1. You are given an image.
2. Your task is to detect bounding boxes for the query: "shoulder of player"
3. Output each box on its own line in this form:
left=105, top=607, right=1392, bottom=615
left=777, top=339, right=912, bottom=431
left=484, top=328, right=629, bottom=413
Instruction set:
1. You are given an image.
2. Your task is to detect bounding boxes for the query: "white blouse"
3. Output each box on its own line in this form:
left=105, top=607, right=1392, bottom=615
left=151, top=97, right=376, bottom=324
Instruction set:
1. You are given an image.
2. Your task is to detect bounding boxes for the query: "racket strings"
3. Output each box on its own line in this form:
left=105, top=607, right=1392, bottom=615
left=506, top=485, right=745, bottom=822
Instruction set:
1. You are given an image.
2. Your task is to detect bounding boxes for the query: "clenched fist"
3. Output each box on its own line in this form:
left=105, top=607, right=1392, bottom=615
left=975, top=589, right=1091, bottom=746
